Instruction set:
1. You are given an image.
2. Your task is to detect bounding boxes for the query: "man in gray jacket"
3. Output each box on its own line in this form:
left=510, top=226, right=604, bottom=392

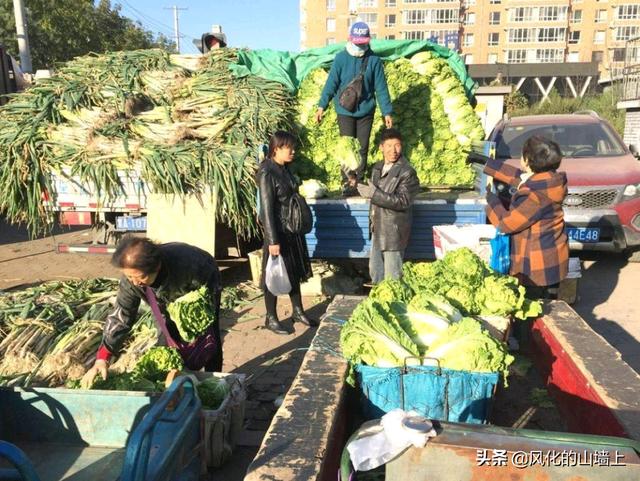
left=357, top=129, right=420, bottom=283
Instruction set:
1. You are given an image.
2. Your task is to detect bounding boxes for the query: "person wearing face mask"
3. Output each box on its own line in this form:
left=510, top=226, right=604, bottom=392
left=356, top=129, right=420, bottom=284
left=484, top=135, right=569, bottom=299
left=81, top=237, right=222, bottom=388
left=315, top=22, right=393, bottom=197
left=257, top=131, right=316, bottom=334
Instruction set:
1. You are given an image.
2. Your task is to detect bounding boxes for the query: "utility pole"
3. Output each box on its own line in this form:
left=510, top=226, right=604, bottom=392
left=12, top=0, right=32, bottom=73
left=165, top=5, right=188, bottom=53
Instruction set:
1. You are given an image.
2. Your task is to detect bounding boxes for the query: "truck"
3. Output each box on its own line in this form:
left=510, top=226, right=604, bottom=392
left=488, top=111, right=640, bottom=261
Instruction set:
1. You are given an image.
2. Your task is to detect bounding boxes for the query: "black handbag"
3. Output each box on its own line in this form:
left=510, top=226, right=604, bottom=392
left=338, top=55, right=369, bottom=112
left=282, top=193, right=313, bottom=235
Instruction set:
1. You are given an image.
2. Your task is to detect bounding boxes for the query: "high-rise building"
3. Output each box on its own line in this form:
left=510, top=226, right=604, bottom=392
left=300, top=0, right=640, bottom=81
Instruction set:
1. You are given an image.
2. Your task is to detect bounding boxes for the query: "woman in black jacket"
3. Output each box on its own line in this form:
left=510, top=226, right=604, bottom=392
left=257, top=131, right=315, bottom=334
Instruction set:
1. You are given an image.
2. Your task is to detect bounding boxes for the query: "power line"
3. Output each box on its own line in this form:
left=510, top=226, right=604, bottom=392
left=121, top=0, right=198, bottom=41
left=164, top=5, right=188, bottom=52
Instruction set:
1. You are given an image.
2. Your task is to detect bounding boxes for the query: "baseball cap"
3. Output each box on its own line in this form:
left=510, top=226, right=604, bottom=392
left=349, top=22, right=370, bottom=45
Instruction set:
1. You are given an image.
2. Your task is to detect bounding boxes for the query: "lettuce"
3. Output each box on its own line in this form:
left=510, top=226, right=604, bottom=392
left=424, top=317, right=514, bottom=384
left=369, top=279, right=413, bottom=304
left=167, top=286, right=216, bottom=342
left=197, top=377, right=230, bottom=410
left=390, top=299, right=451, bottom=352
left=340, top=298, right=420, bottom=375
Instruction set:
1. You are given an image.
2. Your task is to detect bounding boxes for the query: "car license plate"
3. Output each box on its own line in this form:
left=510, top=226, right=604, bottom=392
left=116, top=216, right=147, bottom=232
left=567, top=227, right=600, bottom=243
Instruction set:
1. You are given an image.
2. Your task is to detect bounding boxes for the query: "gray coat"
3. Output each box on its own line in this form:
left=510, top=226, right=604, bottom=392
left=369, top=156, right=420, bottom=251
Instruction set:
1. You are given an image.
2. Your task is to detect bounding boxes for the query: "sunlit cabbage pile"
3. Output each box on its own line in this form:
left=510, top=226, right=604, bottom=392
left=295, top=51, right=485, bottom=190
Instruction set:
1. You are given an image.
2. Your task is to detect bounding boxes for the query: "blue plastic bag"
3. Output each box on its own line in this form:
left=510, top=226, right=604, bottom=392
left=489, top=228, right=511, bottom=274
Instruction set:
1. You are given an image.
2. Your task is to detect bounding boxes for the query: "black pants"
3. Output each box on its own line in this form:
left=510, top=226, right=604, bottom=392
left=264, top=282, right=303, bottom=319
left=204, top=289, right=223, bottom=372
left=337, top=113, right=374, bottom=182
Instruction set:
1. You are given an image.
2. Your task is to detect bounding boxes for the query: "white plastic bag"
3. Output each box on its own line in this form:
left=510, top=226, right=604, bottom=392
left=265, top=255, right=292, bottom=296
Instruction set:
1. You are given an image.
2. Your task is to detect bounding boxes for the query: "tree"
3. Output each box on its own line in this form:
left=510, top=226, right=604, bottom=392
left=0, top=0, right=175, bottom=70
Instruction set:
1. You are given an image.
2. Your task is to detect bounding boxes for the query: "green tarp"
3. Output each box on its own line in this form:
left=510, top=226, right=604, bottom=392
left=228, top=40, right=477, bottom=98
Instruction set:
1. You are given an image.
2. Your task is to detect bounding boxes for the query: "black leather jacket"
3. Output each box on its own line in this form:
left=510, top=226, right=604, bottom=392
left=101, top=242, right=220, bottom=354
left=369, top=156, right=420, bottom=251
left=256, top=158, right=298, bottom=245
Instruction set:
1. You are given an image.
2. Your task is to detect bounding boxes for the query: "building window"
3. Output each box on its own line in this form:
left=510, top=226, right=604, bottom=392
left=465, top=13, right=476, bottom=25
left=507, top=49, right=527, bottom=63
left=326, top=37, right=336, bottom=45
left=490, top=0, right=501, bottom=4
left=436, top=0, right=457, bottom=3
left=358, top=13, right=378, bottom=26
left=616, top=26, right=639, bottom=42
left=488, top=32, right=499, bottom=45
left=536, top=48, right=563, bottom=63
left=403, top=0, right=424, bottom=2
left=466, top=0, right=476, bottom=5
left=568, top=31, right=580, bottom=44
left=592, top=51, right=603, bottom=63
left=464, top=33, right=474, bottom=46
left=349, top=0, right=357, bottom=12
left=613, top=48, right=626, bottom=62
left=326, top=18, right=336, bottom=32
left=385, top=34, right=396, bottom=39
left=385, top=14, right=396, bottom=27
left=595, top=9, right=608, bottom=23
left=594, top=30, right=605, bottom=44
left=509, top=7, right=532, bottom=22
left=404, top=9, right=428, bottom=24
left=385, top=0, right=397, bottom=6
left=570, top=10, right=582, bottom=23
left=489, top=12, right=500, bottom=25
left=433, top=9, right=458, bottom=23
left=617, top=5, right=640, bottom=20
left=488, top=53, right=498, bottom=63
left=538, top=6, right=568, bottom=22
left=508, top=28, right=532, bottom=43
left=537, top=27, right=566, bottom=42
left=568, top=52, right=580, bottom=62
left=404, top=30, right=425, bottom=40
left=358, top=0, right=377, bottom=7
left=465, top=54, right=474, bottom=65
left=326, top=0, right=336, bottom=11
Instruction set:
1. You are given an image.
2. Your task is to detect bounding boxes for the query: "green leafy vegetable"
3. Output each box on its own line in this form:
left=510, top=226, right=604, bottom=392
left=197, top=377, right=230, bottom=410
left=369, top=279, right=413, bottom=304
left=135, top=346, right=184, bottom=382
left=424, top=317, right=514, bottom=384
left=167, top=286, right=216, bottom=342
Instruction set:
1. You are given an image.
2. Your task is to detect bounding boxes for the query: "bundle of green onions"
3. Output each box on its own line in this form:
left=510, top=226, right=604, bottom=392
left=0, top=49, right=296, bottom=237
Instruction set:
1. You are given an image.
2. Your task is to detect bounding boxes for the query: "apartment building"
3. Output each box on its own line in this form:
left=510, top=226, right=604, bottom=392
left=300, top=0, right=640, bottom=80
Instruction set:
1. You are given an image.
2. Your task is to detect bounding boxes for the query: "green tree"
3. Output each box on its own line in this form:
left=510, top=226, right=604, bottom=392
left=0, top=0, right=175, bottom=70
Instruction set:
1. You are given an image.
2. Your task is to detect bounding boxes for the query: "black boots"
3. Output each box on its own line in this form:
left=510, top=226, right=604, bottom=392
left=292, top=306, right=319, bottom=327
left=265, top=314, right=290, bottom=335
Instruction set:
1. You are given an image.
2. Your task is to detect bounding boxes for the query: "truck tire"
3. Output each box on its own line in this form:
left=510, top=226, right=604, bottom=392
left=626, top=249, right=640, bottom=263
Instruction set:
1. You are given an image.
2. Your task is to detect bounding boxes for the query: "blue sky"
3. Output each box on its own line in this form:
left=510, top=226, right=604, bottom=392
left=115, top=0, right=301, bottom=53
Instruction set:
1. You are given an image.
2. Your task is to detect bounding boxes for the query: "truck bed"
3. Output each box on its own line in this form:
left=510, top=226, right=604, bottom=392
left=0, top=443, right=124, bottom=481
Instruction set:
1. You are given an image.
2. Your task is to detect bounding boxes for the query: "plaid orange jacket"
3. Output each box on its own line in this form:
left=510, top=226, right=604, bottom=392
left=484, top=158, right=569, bottom=287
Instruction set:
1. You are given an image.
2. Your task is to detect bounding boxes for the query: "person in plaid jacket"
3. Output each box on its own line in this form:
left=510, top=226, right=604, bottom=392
left=484, top=135, right=569, bottom=297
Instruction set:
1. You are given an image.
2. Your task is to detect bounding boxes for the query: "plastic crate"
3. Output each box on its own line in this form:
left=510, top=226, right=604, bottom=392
left=355, top=363, right=499, bottom=424
left=168, top=371, right=246, bottom=470
left=432, top=224, right=496, bottom=263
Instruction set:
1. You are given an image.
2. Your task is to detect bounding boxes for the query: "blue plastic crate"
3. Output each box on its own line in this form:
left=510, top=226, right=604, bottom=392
left=355, top=364, right=499, bottom=423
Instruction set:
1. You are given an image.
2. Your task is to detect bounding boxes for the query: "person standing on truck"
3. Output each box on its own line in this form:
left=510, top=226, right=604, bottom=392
left=484, top=135, right=569, bottom=298
left=356, top=128, right=420, bottom=284
left=257, top=131, right=317, bottom=335
left=315, top=22, right=393, bottom=197
left=81, top=237, right=223, bottom=387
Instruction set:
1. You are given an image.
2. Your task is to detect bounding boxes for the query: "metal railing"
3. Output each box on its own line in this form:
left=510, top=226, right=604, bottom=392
left=622, top=36, right=640, bottom=101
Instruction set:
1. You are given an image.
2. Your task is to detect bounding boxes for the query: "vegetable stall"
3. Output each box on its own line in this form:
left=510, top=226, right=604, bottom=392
left=0, top=40, right=487, bottom=258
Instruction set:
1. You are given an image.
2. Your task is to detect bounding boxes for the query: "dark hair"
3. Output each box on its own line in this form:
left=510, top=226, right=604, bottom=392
left=111, top=236, right=162, bottom=275
left=522, top=135, right=562, bottom=173
left=268, top=131, right=297, bottom=159
left=379, top=128, right=403, bottom=144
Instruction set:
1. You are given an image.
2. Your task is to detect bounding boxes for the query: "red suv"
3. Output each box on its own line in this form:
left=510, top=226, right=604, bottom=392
left=489, top=112, right=640, bottom=261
